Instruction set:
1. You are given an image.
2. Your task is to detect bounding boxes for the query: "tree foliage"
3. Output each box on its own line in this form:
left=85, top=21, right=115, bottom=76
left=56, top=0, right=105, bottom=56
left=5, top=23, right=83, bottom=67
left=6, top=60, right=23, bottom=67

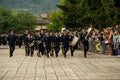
left=0, top=6, right=36, bottom=33
left=57, top=0, right=120, bottom=29
left=47, top=10, right=64, bottom=32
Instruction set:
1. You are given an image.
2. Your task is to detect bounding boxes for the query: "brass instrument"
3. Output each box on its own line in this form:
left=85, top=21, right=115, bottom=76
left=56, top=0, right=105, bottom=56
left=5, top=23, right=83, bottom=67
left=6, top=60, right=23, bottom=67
left=60, top=42, right=64, bottom=55
left=85, top=25, right=94, bottom=40
left=29, top=40, right=35, bottom=47
left=25, top=45, right=28, bottom=56
left=37, top=40, right=42, bottom=44
left=50, top=42, right=55, bottom=56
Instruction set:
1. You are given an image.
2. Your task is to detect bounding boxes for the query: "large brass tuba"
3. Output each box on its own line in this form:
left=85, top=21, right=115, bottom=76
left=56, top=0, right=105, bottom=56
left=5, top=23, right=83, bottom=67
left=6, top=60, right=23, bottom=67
left=85, top=25, right=94, bottom=40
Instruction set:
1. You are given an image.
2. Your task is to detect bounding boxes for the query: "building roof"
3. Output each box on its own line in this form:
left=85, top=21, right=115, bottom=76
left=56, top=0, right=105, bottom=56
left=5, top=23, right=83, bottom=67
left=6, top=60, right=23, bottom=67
left=34, top=14, right=50, bottom=25
left=35, top=25, right=47, bottom=30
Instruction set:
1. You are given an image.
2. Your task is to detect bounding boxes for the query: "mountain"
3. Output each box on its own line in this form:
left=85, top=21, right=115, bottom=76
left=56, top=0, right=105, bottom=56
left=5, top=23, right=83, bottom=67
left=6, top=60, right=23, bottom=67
left=0, top=0, right=59, bottom=14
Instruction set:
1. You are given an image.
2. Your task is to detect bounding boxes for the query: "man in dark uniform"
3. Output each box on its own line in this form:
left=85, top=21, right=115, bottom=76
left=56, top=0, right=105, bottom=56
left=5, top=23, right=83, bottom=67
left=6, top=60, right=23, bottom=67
left=24, top=33, right=30, bottom=56
left=35, top=31, right=44, bottom=57
left=7, top=30, right=16, bottom=57
left=61, top=30, right=70, bottom=58
left=43, top=31, right=51, bottom=58
left=23, top=30, right=30, bottom=56
left=80, top=28, right=89, bottom=58
left=49, top=31, right=55, bottom=56
left=16, top=33, right=23, bottom=48
left=23, top=29, right=29, bottom=45
left=1, top=34, right=7, bottom=45
left=34, top=31, right=39, bottom=50
left=53, top=32, right=60, bottom=57
left=69, top=32, right=78, bottom=57
left=0, top=34, right=2, bottom=45
left=28, top=34, right=35, bottom=57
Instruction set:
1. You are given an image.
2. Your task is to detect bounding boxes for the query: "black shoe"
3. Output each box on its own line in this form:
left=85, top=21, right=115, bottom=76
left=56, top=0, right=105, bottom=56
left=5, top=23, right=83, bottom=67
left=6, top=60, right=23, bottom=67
left=64, top=55, right=66, bottom=58
left=71, top=53, right=73, bottom=57
left=56, top=54, right=58, bottom=57
left=50, top=52, right=54, bottom=56
left=10, top=55, right=12, bottom=57
left=84, top=55, right=87, bottom=58
left=31, top=54, right=33, bottom=57
left=41, top=53, right=44, bottom=55
left=47, top=54, right=49, bottom=58
left=37, top=52, right=41, bottom=57
left=38, top=55, right=41, bottom=57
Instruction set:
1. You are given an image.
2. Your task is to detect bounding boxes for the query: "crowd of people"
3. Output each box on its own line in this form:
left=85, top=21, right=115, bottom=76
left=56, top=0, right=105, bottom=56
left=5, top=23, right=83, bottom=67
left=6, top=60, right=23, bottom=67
left=88, top=25, right=120, bottom=56
left=0, top=25, right=120, bottom=58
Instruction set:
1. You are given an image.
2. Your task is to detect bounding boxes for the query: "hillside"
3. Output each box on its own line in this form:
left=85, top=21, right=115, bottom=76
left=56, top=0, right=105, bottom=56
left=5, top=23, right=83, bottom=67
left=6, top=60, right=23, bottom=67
left=0, top=0, right=59, bottom=14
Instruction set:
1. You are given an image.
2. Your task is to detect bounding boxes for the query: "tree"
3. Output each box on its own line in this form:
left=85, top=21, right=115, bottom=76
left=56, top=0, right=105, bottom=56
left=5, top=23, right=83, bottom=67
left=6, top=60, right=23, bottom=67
left=57, top=0, right=80, bottom=29
left=57, top=0, right=120, bottom=29
left=0, top=6, right=37, bottom=33
left=14, top=11, right=37, bottom=32
left=0, top=6, right=12, bottom=33
left=47, top=10, right=64, bottom=32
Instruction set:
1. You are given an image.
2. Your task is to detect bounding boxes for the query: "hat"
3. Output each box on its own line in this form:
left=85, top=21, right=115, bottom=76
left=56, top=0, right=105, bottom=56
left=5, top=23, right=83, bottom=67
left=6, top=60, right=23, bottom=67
left=107, top=27, right=112, bottom=30
left=100, top=32, right=104, bottom=34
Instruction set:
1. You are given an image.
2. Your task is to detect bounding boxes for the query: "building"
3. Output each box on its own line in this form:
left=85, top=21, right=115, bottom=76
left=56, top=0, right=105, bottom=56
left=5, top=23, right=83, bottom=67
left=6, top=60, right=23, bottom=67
left=35, top=14, right=50, bottom=31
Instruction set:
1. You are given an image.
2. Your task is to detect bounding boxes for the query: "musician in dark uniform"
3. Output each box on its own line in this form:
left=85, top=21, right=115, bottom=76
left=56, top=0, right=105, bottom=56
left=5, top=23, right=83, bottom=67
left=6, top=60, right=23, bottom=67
left=24, top=30, right=30, bottom=56
left=69, top=32, right=78, bottom=56
left=1, top=34, right=7, bottom=45
left=24, top=34, right=30, bottom=56
left=61, top=30, right=70, bottom=58
left=7, top=30, right=16, bottom=57
left=53, top=32, right=60, bottom=57
left=49, top=31, right=55, bottom=56
left=43, top=31, right=51, bottom=58
left=34, top=31, right=39, bottom=50
left=0, top=34, right=2, bottom=45
left=35, top=31, right=44, bottom=57
left=16, top=33, right=23, bottom=48
left=80, top=28, right=89, bottom=58
left=23, top=29, right=29, bottom=45
left=28, top=34, right=35, bottom=57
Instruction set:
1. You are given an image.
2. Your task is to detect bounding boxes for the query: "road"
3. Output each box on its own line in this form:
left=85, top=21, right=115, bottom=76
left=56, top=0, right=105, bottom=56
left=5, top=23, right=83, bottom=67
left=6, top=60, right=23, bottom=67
left=0, top=46, right=120, bottom=80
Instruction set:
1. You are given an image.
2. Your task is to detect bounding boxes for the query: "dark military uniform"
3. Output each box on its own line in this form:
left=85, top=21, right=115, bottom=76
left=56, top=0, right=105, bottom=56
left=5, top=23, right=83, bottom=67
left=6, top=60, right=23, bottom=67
left=36, top=33, right=44, bottom=57
left=0, top=35, right=2, bottom=45
left=24, top=34, right=30, bottom=56
left=69, top=34, right=77, bottom=56
left=28, top=36, right=35, bottom=57
left=16, top=34, right=23, bottom=48
left=53, top=34, right=60, bottom=57
left=49, top=33, right=55, bottom=56
left=2, top=34, right=7, bottom=45
left=43, top=34, right=51, bottom=58
left=80, top=32, right=89, bottom=58
left=61, top=33, right=69, bottom=58
left=23, top=32, right=29, bottom=45
left=34, top=32, right=39, bottom=50
left=7, top=33, right=16, bottom=57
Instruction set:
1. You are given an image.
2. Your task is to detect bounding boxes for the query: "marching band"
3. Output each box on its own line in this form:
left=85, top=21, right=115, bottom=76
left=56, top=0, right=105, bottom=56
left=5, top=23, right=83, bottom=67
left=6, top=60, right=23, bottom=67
left=5, top=29, right=81, bottom=58
left=1, top=26, right=120, bottom=58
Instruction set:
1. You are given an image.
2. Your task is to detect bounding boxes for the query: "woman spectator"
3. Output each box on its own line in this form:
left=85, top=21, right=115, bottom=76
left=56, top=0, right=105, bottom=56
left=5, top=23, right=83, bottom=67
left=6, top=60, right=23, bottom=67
left=98, top=32, right=104, bottom=53
left=114, top=31, right=120, bottom=57
left=107, top=28, right=114, bottom=55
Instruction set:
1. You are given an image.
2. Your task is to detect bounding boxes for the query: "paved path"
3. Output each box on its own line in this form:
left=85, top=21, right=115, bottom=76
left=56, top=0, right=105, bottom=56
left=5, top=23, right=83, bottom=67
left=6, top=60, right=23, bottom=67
left=0, top=46, right=120, bottom=80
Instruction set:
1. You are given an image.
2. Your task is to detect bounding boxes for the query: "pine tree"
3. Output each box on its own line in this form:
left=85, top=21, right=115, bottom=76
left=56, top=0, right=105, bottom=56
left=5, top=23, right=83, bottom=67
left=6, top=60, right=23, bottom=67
left=57, top=0, right=80, bottom=29
left=57, top=0, right=120, bottom=29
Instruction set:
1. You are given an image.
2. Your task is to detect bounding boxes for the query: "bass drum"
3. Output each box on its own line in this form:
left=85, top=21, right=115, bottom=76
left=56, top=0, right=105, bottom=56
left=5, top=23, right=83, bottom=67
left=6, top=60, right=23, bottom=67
left=70, top=36, right=79, bottom=46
